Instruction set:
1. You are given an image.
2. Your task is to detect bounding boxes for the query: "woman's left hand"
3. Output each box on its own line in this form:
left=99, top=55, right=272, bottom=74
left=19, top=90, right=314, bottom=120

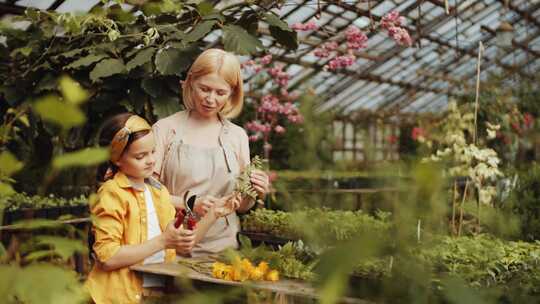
left=250, top=169, right=270, bottom=199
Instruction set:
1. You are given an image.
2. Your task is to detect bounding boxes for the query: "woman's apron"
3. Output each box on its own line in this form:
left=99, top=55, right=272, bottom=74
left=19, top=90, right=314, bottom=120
left=159, top=113, right=240, bottom=257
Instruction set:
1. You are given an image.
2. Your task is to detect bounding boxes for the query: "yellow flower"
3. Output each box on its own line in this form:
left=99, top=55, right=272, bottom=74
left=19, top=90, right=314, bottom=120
left=266, top=269, right=279, bottom=282
left=223, top=265, right=234, bottom=281
left=256, top=261, right=269, bottom=274
left=232, top=267, right=250, bottom=282
left=212, top=262, right=229, bottom=279
left=250, top=266, right=266, bottom=281
left=241, top=258, right=255, bottom=273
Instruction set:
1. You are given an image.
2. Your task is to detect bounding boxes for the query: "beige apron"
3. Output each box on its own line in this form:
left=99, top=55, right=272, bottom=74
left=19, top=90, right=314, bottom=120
left=159, top=113, right=240, bottom=257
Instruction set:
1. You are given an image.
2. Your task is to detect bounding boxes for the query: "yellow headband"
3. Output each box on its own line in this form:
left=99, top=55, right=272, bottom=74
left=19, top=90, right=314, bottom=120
left=110, top=115, right=152, bottom=163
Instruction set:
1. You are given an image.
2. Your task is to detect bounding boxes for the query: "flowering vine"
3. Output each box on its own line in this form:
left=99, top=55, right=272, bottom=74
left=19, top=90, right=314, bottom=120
left=292, top=10, right=412, bottom=71
left=242, top=55, right=304, bottom=160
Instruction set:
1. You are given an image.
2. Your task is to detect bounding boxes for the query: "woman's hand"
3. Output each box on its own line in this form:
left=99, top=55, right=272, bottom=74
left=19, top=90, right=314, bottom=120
left=192, top=195, right=218, bottom=217
left=162, top=221, right=195, bottom=254
left=213, top=193, right=241, bottom=217
left=250, top=169, right=270, bottom=199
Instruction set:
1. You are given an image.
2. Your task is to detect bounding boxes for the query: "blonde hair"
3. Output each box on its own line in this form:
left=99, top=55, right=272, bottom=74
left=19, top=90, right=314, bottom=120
left=182, top=49, right=244, bottom=119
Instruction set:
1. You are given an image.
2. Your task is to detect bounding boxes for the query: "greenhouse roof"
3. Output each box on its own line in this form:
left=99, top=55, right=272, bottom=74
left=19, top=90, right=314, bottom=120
left=2, top=0, right=540, bottom=117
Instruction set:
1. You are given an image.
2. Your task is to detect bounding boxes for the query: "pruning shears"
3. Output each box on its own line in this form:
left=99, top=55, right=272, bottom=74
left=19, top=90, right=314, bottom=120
left=174, top=191, right=197, bottom=230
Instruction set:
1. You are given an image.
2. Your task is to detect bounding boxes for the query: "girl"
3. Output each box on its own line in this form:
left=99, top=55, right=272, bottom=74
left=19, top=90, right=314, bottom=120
left=152, top=48, right=270, bottom=257
left=86, top=113, right=232, bottom=303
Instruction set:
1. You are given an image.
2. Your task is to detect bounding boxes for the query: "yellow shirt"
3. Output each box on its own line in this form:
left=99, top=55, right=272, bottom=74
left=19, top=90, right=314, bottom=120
left=85, top=172, right=176, bottom=304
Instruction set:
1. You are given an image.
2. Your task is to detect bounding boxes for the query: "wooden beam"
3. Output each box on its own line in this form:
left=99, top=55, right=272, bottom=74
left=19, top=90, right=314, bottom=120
left=496, top=0, right=540, bottom=29
left=0, top=2, right=26, bottom=15
left=277, top=56, right=456, bottom=97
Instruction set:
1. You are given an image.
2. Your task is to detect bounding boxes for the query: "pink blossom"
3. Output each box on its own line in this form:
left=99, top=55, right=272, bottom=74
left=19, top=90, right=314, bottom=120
left=288, top=114, right=304, bottom=124
left=249, top=135, right=260, bottom=142
left=411, top=127, right=425, bottom=141
left=388, top=26, right=412, bottom=46
left=268, top=64, right=290, bottom=87
left=387, top=135, right=398, bottom=144
left=291, top=20, right=318, bottom=31
left=524, top=113, right=535, bottom=128
left=345, top=26, right=368, bottom=50
left=381, top=11, right=405, bottom=29
left=274, top=125, right=286, bottom=134
left=326, top=54, right=356, bottom=70
left=261, top=54, right=273, bottom=65
left=314, top=41, right=339, bottom=58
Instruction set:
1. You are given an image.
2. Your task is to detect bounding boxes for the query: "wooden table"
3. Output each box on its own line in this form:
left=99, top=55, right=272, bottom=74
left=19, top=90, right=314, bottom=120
left=131, top=262, right=372, bottom=304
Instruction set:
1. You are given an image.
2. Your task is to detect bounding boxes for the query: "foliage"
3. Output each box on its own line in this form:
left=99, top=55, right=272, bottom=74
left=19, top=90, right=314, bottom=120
left=243, top=208, right=540, bottom=296
left=0, top=75, right=98, bottom=303
left=422, top=101, right=503, bottom=206
left=0, top=192, right=87, bottom=212
left=225, top=236, right=317, bottom=281
left=415, top=235, right=540, bottom=294
left=0, top=1, right=296, bottom=194
left=458, top=74, right=540, bottom=166
left=234, top=156, right=264, bottom=201
left=507, top=163, right=540, bottom=241
left=241, top=208, right=391, bottom=249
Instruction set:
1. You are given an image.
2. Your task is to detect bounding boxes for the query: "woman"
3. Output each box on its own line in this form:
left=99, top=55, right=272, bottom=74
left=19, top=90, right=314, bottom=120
left=152, top=48, right=270, bottom=257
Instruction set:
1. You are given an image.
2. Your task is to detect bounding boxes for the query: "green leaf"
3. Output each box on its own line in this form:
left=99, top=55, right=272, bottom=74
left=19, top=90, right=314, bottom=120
left=0, top=182, right=15, bottom=196
left=52, top=147, right=109, bottom=170
left=184, top=20, right=216, bottom=43
left=34, top=236, right=87, bottom=261
left=55, top=47, right=89, bottom=59
left=25, top=8, right=41, bottom=21
left=89, top=58, right=126, bottom=82
left=64, top=54, right=107, bottom=70
left=238, top=234, right=253, bottom=249
left=236, top=11, right=259, bottom=35
left=35, top=73, right=57, bottom=92
left=126, top=47, right=156, bottom=71
left=10, top=46, right=32, bottom=57
left=202, top=13, right=225, bottom=22
left=197, top=1, right=215, bottom=16
left=152, top=95, right=182, bottom=120
left=33, top=95, right=86, bottom=129
left=155, top=47, right=194, bottom=76
left=11, top=264, right=89, bottom=304
left=269, top=25, right=298, bottom=50
left=0, top=151, right=23, bottom=176
left=142, top=78, right=168, bottom=98
left=59, top=75, right=89, bottom=105
left=222, top=25, right=263, bottom=55
left=263, top=12, right=292, bottom=32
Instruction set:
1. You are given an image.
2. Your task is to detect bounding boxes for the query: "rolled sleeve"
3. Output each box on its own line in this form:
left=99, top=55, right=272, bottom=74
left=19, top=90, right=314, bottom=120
left=237, top=128, right=251, bottom=171
left=91, top=187, right=125, bottom=263
left=152, top=124, right=167, bottom=177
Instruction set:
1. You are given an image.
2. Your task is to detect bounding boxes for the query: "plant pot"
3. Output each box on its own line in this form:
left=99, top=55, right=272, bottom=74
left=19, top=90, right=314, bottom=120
left=238, top=231, right=295, bottom=249
left=46, top=207, right=62, bottom=220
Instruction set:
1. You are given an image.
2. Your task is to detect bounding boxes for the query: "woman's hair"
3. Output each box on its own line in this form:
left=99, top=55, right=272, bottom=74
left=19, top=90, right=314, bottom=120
left=182, top=48, right=244, bottom=119
left=96, top=113, right=151, bottom=183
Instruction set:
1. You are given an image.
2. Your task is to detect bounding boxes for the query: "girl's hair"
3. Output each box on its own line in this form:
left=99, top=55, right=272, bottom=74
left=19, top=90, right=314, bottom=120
left=96, top=113, right=151, bottom=183
left=182, top=48, right=244, bottom=119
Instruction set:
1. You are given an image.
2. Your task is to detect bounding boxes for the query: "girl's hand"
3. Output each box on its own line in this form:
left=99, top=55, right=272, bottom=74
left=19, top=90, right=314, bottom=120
left=193, top=195, right=218, bottom=217
left=162, top=221, right=195, bottom=253
left=250, top=169, right=270, bottom=199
